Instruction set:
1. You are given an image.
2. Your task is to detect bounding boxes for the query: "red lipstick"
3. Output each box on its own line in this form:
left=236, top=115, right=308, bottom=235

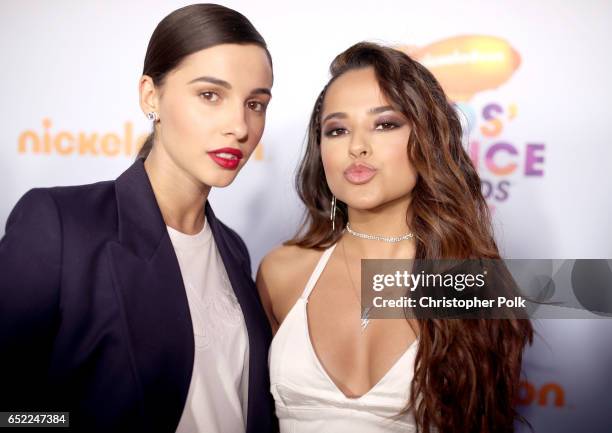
left=207, top=147, right=243, bottom=170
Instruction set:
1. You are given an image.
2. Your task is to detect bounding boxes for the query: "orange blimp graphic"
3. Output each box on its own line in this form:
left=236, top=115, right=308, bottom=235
left=400, top=35, right=521, bottom=102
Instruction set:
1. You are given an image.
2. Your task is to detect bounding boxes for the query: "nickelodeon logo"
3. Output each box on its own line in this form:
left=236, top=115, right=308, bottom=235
left=516, top=381, right=565, bottom=407
left=17, top=118, right=264, bottom=160
left=18, top=119, right=148, bottom=157
left=400, top=35, right=521, bottom=102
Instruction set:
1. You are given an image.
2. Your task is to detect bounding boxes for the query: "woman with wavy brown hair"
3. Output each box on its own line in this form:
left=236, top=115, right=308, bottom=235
left=257, top=41, right=533, bottom=433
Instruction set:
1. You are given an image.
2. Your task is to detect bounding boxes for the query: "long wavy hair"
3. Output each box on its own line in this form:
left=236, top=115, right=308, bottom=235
left=287, top=42, right=533, bottom=433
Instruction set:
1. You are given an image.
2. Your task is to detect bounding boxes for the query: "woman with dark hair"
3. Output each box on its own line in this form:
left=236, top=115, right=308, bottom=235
left=257, top=42, right=533, bottom=432
left=0, top=4, right=276, bottom=432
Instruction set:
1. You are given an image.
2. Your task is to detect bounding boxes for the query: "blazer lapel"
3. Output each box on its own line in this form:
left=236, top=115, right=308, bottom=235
left=206, top=203, right=273, bottom=433
left=106, top=159, right=194, bottom=433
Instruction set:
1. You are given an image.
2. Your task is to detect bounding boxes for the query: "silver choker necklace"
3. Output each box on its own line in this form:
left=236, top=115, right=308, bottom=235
left=345, top=222, right=414, bottom=243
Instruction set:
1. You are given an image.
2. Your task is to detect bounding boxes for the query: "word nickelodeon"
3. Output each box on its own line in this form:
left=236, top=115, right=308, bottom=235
left=17, top=118, right=265, bottom=160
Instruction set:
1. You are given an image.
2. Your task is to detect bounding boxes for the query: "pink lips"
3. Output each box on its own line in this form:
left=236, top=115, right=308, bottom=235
left=343, top=162, right=377, bottom=184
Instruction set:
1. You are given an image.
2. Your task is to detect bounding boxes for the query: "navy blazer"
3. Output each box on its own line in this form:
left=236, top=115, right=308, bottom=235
left=0, top=159, right=277, bottom=432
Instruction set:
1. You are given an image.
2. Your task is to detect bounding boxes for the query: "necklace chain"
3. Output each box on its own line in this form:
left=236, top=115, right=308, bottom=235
left=345, top=222, right=414, bottom=243
left=341, top=238, right=373, bottom=331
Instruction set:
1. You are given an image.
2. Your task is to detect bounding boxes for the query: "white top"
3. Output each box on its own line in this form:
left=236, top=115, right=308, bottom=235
left=269, top=243, right=419, bottom=433
left=168, top=220, right=249, bottom=433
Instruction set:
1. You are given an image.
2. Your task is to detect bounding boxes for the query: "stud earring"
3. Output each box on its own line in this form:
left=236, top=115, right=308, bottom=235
left=146, top=111, right=159, bottom=122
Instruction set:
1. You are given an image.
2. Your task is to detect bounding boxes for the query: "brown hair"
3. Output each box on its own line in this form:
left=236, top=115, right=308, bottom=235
left=288, top=42, right=533, bottom=433
left=137, top=3, right=272, bottom=159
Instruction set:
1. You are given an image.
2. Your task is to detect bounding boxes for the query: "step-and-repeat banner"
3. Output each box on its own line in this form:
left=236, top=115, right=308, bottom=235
left=1, top=1, right=611, bottom=431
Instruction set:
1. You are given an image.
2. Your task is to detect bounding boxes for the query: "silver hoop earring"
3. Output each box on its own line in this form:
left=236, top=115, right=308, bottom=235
left=330, top=195, right=337, bottom=231
left=146, top=111, right=159, bottom=122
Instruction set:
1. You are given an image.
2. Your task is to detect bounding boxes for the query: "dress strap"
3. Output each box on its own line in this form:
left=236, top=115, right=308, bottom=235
left=300, top=243, right=337, bottom=301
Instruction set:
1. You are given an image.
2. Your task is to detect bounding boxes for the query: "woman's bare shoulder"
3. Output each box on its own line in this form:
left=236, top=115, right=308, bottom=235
left=258, top=244, right=322, bottom=296
left=262, top=244, right=321, bottom=272
left=256, top=244, right=323, bottom=330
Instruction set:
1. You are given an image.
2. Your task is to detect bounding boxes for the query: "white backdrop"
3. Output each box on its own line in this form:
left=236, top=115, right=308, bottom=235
left=1, top=1, right=611, bottom=431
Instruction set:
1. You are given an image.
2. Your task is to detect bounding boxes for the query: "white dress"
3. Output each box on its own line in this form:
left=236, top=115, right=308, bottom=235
left=269, top=243, right=419, bottom=432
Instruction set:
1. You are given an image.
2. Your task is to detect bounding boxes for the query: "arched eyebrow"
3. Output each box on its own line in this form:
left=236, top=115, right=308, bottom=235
left=188, top=75, right=231, bottom=87
left=321, top=105, right=395, bottom=123
left=187, top=75, right=271, bottom=96
left=369, top=105, right=394, bottom=114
